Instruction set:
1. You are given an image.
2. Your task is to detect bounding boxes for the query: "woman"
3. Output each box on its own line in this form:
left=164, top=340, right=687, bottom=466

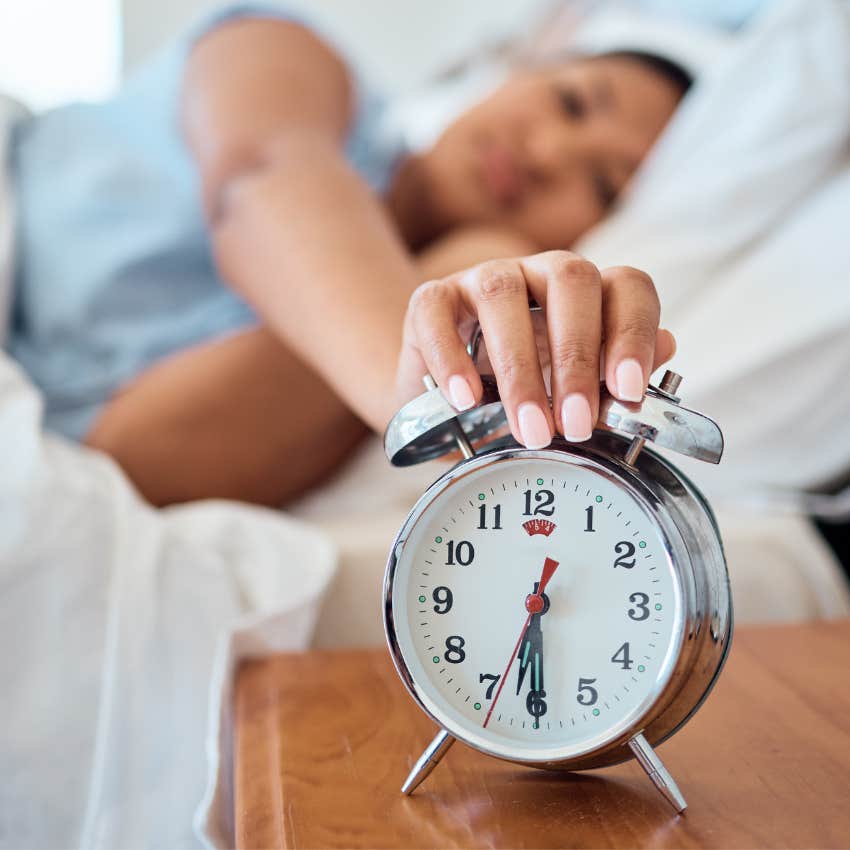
left=8, top=6, right=688, bottom=505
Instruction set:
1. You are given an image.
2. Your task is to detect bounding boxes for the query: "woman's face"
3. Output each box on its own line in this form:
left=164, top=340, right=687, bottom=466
left=416, top=55, right=684, bottom=249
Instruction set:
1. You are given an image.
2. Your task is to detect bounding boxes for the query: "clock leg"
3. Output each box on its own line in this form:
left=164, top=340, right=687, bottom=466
left=628, top=733, right=688, bottom=814
left=401, top=728, right=455, bottom=795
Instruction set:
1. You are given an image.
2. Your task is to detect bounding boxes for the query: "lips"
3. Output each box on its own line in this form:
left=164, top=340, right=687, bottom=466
left=479, top=141, right=524, bottom=207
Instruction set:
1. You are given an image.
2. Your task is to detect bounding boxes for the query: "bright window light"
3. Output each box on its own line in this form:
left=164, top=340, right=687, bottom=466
left=0, top=0, right=121, bottom=111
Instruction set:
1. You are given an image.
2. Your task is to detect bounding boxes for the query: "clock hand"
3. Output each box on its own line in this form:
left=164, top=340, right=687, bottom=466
left=483, top=557, right=559, bottom=729
left=516, top=610, right=542, bottom=695
left=526, top=617, right=547, bottom=728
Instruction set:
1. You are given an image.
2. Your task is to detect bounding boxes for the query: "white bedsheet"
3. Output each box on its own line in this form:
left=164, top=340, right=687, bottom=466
left=0, top=345, right=336, bottom=849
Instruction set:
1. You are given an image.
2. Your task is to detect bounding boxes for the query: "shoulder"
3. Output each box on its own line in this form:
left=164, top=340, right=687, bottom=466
left=187, top=5, right=351, bottom=97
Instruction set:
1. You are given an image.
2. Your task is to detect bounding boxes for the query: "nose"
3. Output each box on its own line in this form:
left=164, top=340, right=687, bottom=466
left=523, top=120, right=576, bottom=183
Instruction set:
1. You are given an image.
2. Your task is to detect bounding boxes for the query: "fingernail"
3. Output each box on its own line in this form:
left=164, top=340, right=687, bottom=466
left=561, top=393, right=593, bottom=442
left=517, top=402, right=551, bottom=449
left=615, top=358, right=645, bottom=402
left=447, top=375, right=476, bottom=411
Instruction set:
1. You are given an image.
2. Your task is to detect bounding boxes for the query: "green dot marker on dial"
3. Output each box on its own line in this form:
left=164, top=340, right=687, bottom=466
left=595, top=495, right=603, bottom=503
left=435, top=536, right=442, bottom=544
left=639, top=540, right=647, bottom=548
left=638, top=664, right=646, bottom=672
left=478, top=492, right=486, bottom=500
left=536, top=478, right=544, bottom=486
left=418, top=595, right=426, bottom=603
left=432, top=656, right=440, bottom=664
left=655, top=603, right=663, bottom=610
left=592, top=708, right=600, bottom=716
left=474, top=702, right=481, bottom=711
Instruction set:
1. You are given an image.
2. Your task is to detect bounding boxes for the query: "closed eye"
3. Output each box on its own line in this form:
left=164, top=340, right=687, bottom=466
left=556, top=86, right=587, bottom=120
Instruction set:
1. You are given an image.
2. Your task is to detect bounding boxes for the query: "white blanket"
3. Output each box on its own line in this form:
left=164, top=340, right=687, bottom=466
left=0, top=350, right=337, bottom=849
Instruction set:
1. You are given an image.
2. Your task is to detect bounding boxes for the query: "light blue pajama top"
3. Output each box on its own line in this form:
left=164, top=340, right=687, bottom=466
left=7, top=4, right=403, bottom=439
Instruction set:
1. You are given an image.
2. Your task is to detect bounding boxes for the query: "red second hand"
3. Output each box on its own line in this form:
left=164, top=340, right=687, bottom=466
left=482, top=557, right=559, bottom=729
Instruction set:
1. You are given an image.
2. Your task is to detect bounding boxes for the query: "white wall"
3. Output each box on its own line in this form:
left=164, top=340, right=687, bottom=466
left=0, top=0, right=120, bottom=110
left=122, top=0, right=554, bottom=93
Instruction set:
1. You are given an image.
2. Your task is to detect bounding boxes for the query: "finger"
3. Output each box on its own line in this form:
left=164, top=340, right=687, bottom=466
left=600, top=266, right=661, bottom=403
left=520, top=251, right=602, bottom=443
left=460, top=259, right=553, bottom=449
left=407, top=278, right=483, bottom=411
left=653, top=328, right=676, bottom=371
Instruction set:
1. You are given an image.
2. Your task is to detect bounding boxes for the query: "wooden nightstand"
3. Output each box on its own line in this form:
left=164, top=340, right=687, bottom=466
left=233, top=621, right=850, bottom=848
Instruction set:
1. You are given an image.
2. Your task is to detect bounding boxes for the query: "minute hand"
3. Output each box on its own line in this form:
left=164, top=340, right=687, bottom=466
left=516, top=611, right=543, bottom=695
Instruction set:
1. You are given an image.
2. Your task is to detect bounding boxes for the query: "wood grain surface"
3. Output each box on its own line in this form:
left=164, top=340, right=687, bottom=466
left=234, top=621, right=850, bottom=849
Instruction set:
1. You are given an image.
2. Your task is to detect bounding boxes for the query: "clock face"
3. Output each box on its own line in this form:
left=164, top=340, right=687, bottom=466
left=386, top=449, right=685, bottom=763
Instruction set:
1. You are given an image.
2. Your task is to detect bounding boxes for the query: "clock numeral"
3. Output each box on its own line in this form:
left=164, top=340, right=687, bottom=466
left=445, top=540, right=475, bottom=566
left=526, top=689, right=547, bottom=725
left=584, top=505, right=596, bottom=532
left=611, top=641, right=633, bottom=670
left=613, top=540, right=636, bottom=568
left=444, top=635, right=466, bottom=664
left=432, top=586, right=453, bottom=614
left=523, top=489, right=555, bottom=517
left=477, top=503, right=503, bottom=530
left=576, top=677, right=598, bottom=706
left=628, top=592, right=650, bottom=621
left=478, top=673, right=501, bottom=700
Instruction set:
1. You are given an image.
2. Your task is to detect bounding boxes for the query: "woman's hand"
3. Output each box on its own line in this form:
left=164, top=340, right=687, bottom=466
left=396, top=250, right=676, bottom=448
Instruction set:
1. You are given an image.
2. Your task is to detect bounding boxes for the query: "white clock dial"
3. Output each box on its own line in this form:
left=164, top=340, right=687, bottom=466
left=389, top=451, right=685, bottom=763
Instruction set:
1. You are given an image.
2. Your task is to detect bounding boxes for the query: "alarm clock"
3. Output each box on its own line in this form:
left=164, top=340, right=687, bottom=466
left=382, top=362, right=732, bottom=813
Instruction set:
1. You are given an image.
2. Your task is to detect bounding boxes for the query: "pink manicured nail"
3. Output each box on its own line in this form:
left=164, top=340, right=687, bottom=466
left=447, top=375, right=476, bottom=411
left=561, top=393, right=593, bottom=442
left=615, top=358, right=645, bottom=402
left=517, top=402, right=551, bottom=449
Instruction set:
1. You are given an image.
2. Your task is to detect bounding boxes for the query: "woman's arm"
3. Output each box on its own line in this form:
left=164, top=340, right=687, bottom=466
left=416, top=226, right=541, bottom=282
left=182, top=18, right=419, bottom=432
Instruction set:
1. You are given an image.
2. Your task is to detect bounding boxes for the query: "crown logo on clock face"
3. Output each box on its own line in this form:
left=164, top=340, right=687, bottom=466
left=522, top=518, right=557, bottom=537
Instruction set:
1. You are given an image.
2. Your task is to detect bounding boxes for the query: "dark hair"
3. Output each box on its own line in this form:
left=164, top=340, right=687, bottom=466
left=602, top=50, right=693, bottom=95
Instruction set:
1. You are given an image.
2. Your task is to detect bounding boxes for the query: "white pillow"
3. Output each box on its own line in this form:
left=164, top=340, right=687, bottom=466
left=574, top=0, right=850, bottom=501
